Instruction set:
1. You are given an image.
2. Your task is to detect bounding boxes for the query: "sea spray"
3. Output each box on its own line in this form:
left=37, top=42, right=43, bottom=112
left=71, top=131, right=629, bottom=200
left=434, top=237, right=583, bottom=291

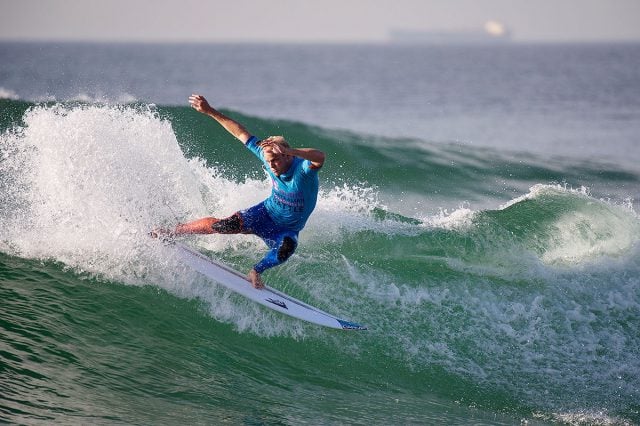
left=1, top=101, right=639, bottom=423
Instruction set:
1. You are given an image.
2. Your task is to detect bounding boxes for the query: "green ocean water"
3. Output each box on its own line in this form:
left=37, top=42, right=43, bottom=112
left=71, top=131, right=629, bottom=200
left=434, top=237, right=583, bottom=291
left=1, top=99, right=640, bottom=424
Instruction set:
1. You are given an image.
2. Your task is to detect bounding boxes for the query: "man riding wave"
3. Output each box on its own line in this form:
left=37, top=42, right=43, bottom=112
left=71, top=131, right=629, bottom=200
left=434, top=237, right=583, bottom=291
left=152, top=94, right=325, bottom=289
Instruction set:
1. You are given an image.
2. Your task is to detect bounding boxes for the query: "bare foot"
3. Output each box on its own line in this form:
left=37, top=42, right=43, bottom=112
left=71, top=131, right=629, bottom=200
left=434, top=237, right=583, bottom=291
left=247, top=269, right=265, bottom=289
left=149, top=228, right=175, bottom=240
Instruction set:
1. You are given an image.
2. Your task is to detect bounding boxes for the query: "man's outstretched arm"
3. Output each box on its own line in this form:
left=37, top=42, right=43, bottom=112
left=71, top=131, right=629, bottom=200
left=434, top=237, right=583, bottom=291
left=189, top=93, right=252, bottom=144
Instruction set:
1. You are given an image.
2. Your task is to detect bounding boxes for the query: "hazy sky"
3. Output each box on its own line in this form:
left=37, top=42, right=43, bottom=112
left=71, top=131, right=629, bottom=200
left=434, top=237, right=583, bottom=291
left=1, top=0, right=639, bottom=43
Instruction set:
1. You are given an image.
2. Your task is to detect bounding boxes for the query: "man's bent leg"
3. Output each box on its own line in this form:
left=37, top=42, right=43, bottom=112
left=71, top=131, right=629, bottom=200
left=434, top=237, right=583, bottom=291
left=247, top=235, right=295, bottom=290
left=150, top=217, right=218, bottom=238
left=174, top=217, right=219, bottom=235
left=253, top=234, right=298, bottom=275
left=173, top=213, right=245, bottom=235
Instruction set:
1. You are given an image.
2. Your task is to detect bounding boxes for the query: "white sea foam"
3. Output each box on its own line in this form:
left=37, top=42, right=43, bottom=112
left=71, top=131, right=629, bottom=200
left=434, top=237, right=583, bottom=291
left=548, top=410, right=634, bottom=426
left=423, top=206, right=476, bottom=230
left=0, top=103, right=376, bottom=337
left=68, top=92, right=139, bottom=104
left=0, top=87, right=20, bottom=100
left=0, top=105, right=261, bottom=330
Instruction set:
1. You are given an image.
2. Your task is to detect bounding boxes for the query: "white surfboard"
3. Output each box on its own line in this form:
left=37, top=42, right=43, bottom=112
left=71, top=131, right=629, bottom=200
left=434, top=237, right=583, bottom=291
left=173, top=242, right=367, bottom=330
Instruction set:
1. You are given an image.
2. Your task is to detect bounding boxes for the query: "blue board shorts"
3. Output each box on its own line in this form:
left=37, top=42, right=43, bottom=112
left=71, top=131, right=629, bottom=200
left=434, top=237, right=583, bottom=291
left=213, top=202, right=299, bottom=274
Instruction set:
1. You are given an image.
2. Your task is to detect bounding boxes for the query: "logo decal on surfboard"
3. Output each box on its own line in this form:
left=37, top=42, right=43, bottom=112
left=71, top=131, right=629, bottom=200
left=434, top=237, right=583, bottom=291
left=266, top=298, right=288, bottom=309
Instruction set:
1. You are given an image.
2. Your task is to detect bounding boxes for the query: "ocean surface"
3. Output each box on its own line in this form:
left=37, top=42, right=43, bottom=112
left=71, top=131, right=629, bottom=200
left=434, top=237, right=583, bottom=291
left=1, top=42, right=639, bottom=425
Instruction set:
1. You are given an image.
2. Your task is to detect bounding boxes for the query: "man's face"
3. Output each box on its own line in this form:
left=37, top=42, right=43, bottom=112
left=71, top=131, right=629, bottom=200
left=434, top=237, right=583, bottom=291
left=263, top=147, right=293, bottom=176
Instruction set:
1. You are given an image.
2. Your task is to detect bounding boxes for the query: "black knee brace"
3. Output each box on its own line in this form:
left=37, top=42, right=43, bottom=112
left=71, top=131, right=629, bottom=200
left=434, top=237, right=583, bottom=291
left=277, top=236, right=297, bottom=262
left=212, top=213, right=243, bottom=234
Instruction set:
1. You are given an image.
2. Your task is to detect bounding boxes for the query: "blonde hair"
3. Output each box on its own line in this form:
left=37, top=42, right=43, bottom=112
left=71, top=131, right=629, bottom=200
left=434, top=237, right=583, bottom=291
left=259, top=136, right=290, bottom=149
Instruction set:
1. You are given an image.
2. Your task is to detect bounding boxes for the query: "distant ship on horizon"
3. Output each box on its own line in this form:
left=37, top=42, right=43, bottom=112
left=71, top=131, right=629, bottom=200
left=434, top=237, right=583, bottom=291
left=389, top=20, right=512, bottom=44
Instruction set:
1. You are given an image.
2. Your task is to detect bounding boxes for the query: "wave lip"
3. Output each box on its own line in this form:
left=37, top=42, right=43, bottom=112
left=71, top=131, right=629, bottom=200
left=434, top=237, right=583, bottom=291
left=497, top=184, right=640, bottom=266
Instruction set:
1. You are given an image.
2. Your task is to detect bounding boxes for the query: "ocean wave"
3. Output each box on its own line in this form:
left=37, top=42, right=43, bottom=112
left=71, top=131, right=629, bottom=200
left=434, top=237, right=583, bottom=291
left=2, top=102, right=638, bottom=302
left=1, top=101, right=639, bottom=422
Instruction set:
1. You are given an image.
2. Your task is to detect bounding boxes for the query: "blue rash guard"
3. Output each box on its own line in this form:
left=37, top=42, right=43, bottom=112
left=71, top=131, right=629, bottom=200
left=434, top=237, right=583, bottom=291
left=245, top=136, right=319, bottom=232
left=240, top=136, right=320, bottom=273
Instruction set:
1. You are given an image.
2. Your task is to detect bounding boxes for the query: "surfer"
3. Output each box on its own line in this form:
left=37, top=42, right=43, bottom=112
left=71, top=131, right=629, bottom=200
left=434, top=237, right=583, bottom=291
left=152, top=94, right=325, bottom=289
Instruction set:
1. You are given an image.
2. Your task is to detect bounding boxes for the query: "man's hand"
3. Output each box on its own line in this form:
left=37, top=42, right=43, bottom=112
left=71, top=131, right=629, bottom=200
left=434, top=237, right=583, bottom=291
left=260, top=138, right=325, bottom=169
left=189, top=93, right=251, bottom=143
left=261, top=139, right=291, bottom=156
left=189, top=94, right=214, bottom=115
